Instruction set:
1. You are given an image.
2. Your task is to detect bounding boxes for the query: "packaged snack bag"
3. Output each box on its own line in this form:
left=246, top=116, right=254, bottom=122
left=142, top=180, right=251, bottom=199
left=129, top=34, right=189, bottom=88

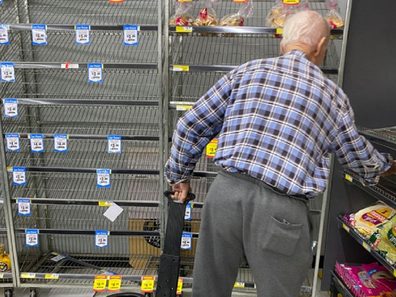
left=363, top=263, right=396, bottom=297
left=325, top=0, right=344, bottom=29
left=170, top=2, right=194, bottom=26
left=193, top=0, right=219, bottom=26
left=370, top=215, right=396, bottom=265
left=220, top=0, right=253, bottom=27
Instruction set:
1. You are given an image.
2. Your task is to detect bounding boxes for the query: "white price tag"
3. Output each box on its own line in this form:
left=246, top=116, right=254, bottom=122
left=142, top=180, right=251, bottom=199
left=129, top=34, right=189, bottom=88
left=26, top=229, right=39, bottom=247
left=0, top=24, right=9, bottom=45
left=103, top=203, right=124, bottom=222
left=18, top=199, right=31, bottom=216
left=75, top=25, right=90, bottom=45
left=32, top=24, right=47, bottom=45
left=88, top=63, right=103, bottom=83
left=123, top=25, right=138, bottom=45
left=97, top=169, right=111, bottom=188
left=3, top=98, right=18, bottom=117
left=184, top=203, right=192, bottom=221
left=95, top=230, right=109, bottom=248
left=1, top=62, right=15, bottom=82
left=181, top=232, right=192, bottom=250
left=29, top=134, right=44, bottom=153
left=54, top=134, right=68, bottom=152
left=13, top=167, right=26, bottom=185
left=5, top=133, right=20, bottom=151
left=107, top=135, right=121, bottom=153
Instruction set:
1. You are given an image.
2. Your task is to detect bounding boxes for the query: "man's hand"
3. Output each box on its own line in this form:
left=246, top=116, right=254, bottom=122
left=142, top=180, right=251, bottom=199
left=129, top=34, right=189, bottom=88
left=381, top=161, right=396, bottom=177
left=172, top=181, right=191, bottom=203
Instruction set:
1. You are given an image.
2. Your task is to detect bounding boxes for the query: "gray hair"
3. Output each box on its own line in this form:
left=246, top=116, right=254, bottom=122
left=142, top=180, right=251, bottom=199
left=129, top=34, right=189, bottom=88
left=282, top=10, right=330, bottom=46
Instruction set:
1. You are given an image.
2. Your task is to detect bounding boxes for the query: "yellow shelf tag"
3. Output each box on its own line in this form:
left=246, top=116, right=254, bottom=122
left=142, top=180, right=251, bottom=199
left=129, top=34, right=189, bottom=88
left=393, top=270, right=396, bottom=277
left=176, top=105, right=193, bottom=111
left=178, top=0, right=193, bottom=2
left=0, top=274, right=4, bottom=279
left=177, top=278, right=183, bottom=295
left=283, top=0, right=299, bottom=5
left=21, top=273, right=36, bottom=279
left=342, top=224, right=350, bottom=233
left=141, top=276, right=155, bottom=293
left=108, top=275, right=122, bottom=292
left=206, top=139, right=218, bottom=158
left=276, top=28, right=283, bottom=35
left=173, top=65, right=190, bottom=71
left=345, top=174, right=353, bottom=182
left=234, top=0, right=249, bottom=2
left=93, top=275, right=107, bottom=292
left=98, top=201, right=112, bottom=207
left=362, top=242, right=370, bottom=252
left=45, top=273, right=59, bottom=280
left=234, top=282, right=245, bottom=288
left=175, top=26, right=193, bottom=33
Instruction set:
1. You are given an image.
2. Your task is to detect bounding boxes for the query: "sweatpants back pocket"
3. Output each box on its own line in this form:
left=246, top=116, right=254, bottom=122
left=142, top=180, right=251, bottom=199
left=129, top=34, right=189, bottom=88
left=261, top=216, right=303, bottom=257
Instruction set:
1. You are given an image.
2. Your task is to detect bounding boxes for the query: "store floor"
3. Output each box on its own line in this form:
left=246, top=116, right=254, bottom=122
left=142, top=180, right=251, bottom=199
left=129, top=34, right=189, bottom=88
left=0, top=270, right=329, bottom=297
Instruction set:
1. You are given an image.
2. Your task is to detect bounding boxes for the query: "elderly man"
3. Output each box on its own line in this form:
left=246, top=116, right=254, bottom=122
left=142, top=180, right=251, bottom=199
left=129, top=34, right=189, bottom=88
left=165, top=10, right=396, bottom=297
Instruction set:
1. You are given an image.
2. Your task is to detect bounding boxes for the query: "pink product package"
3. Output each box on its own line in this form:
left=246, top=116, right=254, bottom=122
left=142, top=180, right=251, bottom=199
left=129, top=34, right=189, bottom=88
left=363, top=263, right=396, bottom=297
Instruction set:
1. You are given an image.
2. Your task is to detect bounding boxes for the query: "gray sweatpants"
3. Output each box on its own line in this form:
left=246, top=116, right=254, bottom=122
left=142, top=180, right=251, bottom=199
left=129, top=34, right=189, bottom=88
left=192, top=170, right=313, bottom=297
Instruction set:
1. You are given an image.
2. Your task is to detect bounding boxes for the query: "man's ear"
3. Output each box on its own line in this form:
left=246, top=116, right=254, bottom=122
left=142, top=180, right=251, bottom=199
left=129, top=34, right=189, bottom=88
left=315, top=37, right=327, bottom=57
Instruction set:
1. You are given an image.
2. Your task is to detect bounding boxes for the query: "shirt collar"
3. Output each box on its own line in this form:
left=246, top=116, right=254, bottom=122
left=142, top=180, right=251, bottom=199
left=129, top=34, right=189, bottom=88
left=285, top=50, right=308, bottom=60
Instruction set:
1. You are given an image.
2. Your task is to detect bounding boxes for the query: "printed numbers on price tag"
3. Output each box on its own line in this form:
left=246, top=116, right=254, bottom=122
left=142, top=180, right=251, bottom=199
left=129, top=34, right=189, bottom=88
left=5, top=133, right=20, bottom=151
left=32, top=24, right=47, bottom=45
left=1, top=63, right=15, bottom=82
left=108, top=135, right=121, bottom=153
left=283, top=0, right=299, bottom=4
left=18, top=199, right=31, bottom=216
left=141, top=276, right=155, bottom=293
left=13, top=167, right=26, bottom=186
left=0, top=24, right=9, bottom=45
left=54, top=134, right=68, bottom=152
left=75, top=25, right=90, bottom=45
left=108, top=275, right=122, bottom=292
left=123, top=25, right=138, bottom=45
left=97, top=169, right=111, bottom=188
left=181, top=232, right=192, bottom=250
left=29, top=134, right=44, bottom=153
left=184, top=202, right=192, bottom=221
left=3, top=98, right=18, bottom=117
left=95, top=230, right=109, bottom=248
left=93, top=275, right=108, bottom=292
left=88, top=63, right=103, bottom=83
left=206, top=139, right=218, bottom=158
left=26, top=229, right=39, bottom=247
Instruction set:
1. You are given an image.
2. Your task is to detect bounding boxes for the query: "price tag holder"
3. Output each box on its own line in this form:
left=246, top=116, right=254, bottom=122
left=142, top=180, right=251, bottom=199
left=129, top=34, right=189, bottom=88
left=177, top=278, right=183, bottom=295
left=1, top=62, right=15, bottom=82
left=13, top=167, right=26, bottom=186
left=123, top=25, right=138, bottom=45
left=345, top=174, right=353, bottom=183
left=234, top=0, right=249, bottom=2
left=3, top=98, right=18, bottom=117
left=93, top=275, right=108, bottom=292
left=234, top=282, right=245, bottom=288
left=0, top=24, right=9, bottom=45
left=173, top=65, right=190, bottom=72
left=342, top=223, right=350, bottom=233
left=108, top=275, right=122, bottom=292
left=109, top=0, right=124, bottom=2
left=283, top=0, right=299, bottom=5
left=175, top=26, right=193, bottom=33
left=141, top=276, right=155, bottom=293
left=18, top=199, right=31, bottom=216
left=184, top=202, right=192, bottom=221
left=5, top=133, right=20, bottom=151
left=88, top=63, right=103, bottom=83
left=276, top=28, right=283, bottom=35
left=95, top=230, right=109, bottom=248
left=97, top=169, right=111, bottom=188
left=75, top=25, right=90, bottom=45
left=21, top=273, right=36, bottom=279
left=29, top=133, right=44, bottom=153
left=26, top=229, right=39, bottom=247
left=176, top=105, right=192, bottom=111
left=98, top=201, right=112, bottom=207
left=181, top=232, right=192, bottom=250
left=45, top=273, right=59, bottom=280
left=178, top=0, right=192, bottom=2
left=206, top=139, right=218, bottom=158
left=54, top=134, right=68, bottom=152
left=108, top=135, right=121, bottom=153
left=362, top=242, right=370, bottom=252
left=31, top=24, right=47, bottom=45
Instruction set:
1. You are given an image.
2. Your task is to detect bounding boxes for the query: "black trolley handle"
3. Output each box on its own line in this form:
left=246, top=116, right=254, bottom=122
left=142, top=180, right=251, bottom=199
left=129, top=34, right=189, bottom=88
left=163, top=190, right=196, bottom=204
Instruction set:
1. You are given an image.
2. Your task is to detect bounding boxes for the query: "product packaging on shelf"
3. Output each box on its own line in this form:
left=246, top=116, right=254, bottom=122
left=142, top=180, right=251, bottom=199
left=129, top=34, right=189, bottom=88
left=193, top=0, right=219, bottom=26
left=325, top=0, right=344, bottom=29
left=369, top=215, right=396, bottom=265
left=266, top=0, right=310, bottom=28
left=219, top=0, right=253, bottom=31
left=0, top=244, right=11, bottom=272
left=170, top=2, right=195, bottom=26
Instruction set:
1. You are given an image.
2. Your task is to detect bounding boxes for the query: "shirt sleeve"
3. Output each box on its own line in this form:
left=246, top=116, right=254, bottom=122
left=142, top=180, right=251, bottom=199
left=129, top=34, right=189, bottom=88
left=331, top=92, right=393, bottom=186
left=164, top=74, right=232, bottom=185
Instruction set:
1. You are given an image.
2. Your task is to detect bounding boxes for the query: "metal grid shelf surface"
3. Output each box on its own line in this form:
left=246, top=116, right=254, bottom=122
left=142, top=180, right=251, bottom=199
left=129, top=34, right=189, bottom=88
left=0, top=68, right=158, bottom=101
left=2, top=105, right=160, bottom=136
left=0, top=0, right=18, bottom=24
left=3, top=31, right=158, bottom=64
left=0, top=0, right=158, bottom=25
left=359, top=126, right=396, bottom=147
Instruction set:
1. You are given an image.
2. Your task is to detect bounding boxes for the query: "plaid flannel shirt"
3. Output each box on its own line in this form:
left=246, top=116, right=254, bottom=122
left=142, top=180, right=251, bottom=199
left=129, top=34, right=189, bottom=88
left=165, top=50, right=392, bottom=197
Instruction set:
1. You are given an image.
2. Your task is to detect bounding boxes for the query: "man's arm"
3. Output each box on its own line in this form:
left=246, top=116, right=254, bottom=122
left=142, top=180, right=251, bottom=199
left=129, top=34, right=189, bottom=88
left=165, top=74, right=232, bottom=201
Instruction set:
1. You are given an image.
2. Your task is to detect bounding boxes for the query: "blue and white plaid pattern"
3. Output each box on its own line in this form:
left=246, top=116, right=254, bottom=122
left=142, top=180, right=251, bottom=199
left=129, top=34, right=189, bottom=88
left=165, top=50, right=392, bottom=197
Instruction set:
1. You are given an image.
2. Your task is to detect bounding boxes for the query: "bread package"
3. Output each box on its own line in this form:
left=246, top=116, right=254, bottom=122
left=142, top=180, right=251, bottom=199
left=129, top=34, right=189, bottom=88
left=170, top=2, right=194, bottom=26
left=325, top=0, right=344, bottom=29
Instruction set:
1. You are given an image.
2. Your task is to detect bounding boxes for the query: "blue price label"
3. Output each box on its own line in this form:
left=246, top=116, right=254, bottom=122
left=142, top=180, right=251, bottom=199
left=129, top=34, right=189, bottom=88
left=3, top=98, right=18, bottom=117
left=26, top=229, right=39, bottom=247
left=97, top=169, right=111, bottom=188
left=1, top=62, right=15, bottom=82
left=108, top=135, right=121, bottom=153
left=18, top=199, right=31, bottom=216
left=184, top=203, right=192, bottom=221
left=13, top=167, right=26, bottom=185
left=29, top=134, right=44, bottom=153
left=181, top=232, right=192, bottom=250
left=5, top=133, right=20, bottom=151
left=75, top=24, right=90, bottom=45
left=0, top=24, right=9, bottom=45
left=95, top=230, right=109, bottom=248
left=32, top=24, right=47, bottom=45
left=54, top=134, right=68, bottom=152
left=123, top=25, right=138, bottom=45
left=88, top=63, right=103, bottom=83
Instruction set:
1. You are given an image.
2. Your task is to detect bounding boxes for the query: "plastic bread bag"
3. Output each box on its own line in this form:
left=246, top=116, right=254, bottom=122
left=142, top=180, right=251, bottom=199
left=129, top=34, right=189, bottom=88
left=266, top=0, right=287, bottom=28
left=348, top=202, right=396, bottom=239
left=325, top=0, right=344, bottom=29
left=369, top=215, right=396, bottom=265
left=170, top=2, right=194, bottom=26
left=220, top=0, right=253, bottom=27
left=193, top=0, right=219, bottom=26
